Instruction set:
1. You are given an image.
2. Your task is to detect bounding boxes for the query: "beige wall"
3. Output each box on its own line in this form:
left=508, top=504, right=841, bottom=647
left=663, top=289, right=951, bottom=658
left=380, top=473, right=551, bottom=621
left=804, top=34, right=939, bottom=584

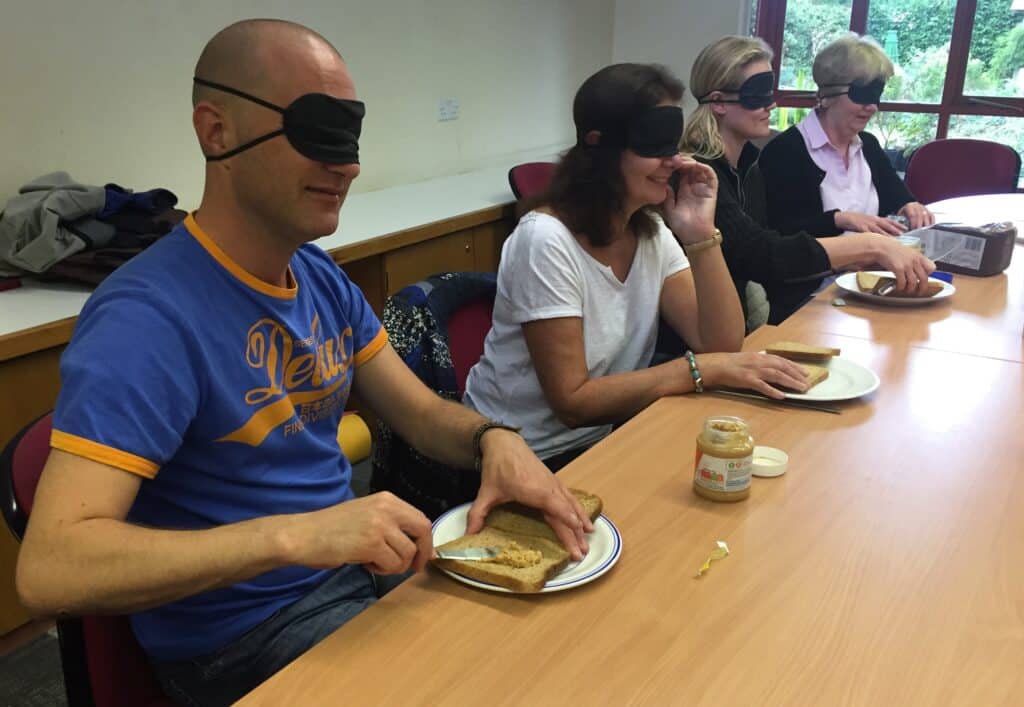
left=0, top=0, right=613, bottom=210
left=613, top=0, right=750, bottom=112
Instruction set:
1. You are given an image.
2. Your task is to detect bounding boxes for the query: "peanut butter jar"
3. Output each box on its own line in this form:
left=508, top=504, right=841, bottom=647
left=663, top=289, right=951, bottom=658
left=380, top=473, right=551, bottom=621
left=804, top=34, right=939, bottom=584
left=693, top=416, right=754, bottom=502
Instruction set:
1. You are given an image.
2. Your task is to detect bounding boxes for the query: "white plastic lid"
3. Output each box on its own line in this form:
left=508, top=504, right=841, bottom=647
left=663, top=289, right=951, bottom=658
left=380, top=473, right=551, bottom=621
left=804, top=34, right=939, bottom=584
left=752, top=446, right=788, bottom=478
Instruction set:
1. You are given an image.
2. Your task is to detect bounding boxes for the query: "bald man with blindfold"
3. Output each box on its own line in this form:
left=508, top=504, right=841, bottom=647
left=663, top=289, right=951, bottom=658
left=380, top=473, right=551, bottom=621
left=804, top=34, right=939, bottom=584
left=16, top=19, right=591, bottom=707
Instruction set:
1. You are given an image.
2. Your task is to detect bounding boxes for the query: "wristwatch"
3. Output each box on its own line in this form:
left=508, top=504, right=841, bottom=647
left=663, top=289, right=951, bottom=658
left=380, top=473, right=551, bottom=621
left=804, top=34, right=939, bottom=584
left=683, top=228, right=723, bottom=255
left=472, top=421, right=521, bottom=472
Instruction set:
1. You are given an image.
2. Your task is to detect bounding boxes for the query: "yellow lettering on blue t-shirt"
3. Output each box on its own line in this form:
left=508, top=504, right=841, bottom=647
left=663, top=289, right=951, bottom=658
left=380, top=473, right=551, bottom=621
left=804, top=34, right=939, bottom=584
left=218, top=313, right=353, bottom=446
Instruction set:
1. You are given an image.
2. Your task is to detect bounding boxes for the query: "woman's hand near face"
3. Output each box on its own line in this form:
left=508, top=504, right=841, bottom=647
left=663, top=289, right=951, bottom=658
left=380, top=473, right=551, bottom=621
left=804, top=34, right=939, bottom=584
left=662, top=155, right=719, bottom=244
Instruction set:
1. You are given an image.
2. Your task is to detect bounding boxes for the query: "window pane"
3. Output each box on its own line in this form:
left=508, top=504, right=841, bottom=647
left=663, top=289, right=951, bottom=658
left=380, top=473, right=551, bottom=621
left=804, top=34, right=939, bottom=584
left=947, top=115, right=1024, bottom=185
left=769, top=104, right=812, bottom=132
left=779, top=0, right=853, bottom=91
left=963, top=0, right=1024, bottom=98
left=872, top=111, right=940, bottom=170
left=867, top=0, right=956, bottom=104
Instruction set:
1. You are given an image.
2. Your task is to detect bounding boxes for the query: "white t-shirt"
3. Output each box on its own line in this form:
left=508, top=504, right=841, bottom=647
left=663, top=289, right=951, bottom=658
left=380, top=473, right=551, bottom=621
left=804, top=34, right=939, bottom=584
left=463, top=210, right=689, bottom=459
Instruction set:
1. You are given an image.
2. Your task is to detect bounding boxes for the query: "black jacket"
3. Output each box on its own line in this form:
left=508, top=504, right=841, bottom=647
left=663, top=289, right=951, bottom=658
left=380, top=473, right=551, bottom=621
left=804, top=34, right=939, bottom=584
left=701, top=142, right=831, bottom=325
left=759, top=125, right=916, bottom=236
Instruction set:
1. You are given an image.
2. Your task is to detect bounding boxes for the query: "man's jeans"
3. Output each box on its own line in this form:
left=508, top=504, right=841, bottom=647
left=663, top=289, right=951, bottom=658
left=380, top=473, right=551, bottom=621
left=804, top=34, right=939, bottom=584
left=152, top=565, right=407, bottom=706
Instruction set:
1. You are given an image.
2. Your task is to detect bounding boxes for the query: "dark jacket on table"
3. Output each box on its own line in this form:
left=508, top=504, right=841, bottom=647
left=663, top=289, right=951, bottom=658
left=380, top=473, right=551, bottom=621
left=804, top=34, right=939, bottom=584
left=758, top=125, right=916, bottom=236
left=700, top=142, right=831, bottom=325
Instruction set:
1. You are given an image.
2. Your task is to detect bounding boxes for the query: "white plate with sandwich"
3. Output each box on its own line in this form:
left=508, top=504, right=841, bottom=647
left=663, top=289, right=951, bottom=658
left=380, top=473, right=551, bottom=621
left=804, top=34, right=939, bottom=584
left=765, top=342, right=880, bottom=402
left=431, top=492, right=622, bottom=594
left=835, top=270, right=955, bottom=305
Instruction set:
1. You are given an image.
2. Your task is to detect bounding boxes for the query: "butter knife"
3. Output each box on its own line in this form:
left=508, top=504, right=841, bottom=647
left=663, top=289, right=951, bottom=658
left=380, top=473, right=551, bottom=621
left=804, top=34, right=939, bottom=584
left=708, top=389, right=842, bottom=414
left=434, top=546, right=501, bottom=561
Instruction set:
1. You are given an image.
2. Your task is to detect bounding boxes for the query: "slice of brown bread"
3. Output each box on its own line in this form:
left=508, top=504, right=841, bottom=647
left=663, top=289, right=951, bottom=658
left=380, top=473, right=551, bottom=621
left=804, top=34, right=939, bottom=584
left=484, top=489, right=603, bottom=544
left=765, top=341, right=841, bottom=362
left=798, top=363, right=829, bottom=389
left=856, top=271, right=883, bottom=292
left=431, top=489, right=604, bottom=593
left=432, top=527, right=570, bottom=593
left=904, top=281, right=944, bottom=298
left=856, top=272, right=944, bottom=298
left=781, top=363, right=830, bottom=392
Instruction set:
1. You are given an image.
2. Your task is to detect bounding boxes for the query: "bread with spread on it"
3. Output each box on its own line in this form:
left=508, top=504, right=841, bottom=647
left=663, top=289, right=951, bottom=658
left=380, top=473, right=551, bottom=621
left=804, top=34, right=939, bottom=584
left=432, top=528, right=570, bottom=593
left=432, top=489, right=604, bottom=593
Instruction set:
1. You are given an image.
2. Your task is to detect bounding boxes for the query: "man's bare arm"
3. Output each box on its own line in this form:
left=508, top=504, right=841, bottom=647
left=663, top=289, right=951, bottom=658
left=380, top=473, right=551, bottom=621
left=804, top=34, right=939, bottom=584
left=16, top=449, right=432, bottom=616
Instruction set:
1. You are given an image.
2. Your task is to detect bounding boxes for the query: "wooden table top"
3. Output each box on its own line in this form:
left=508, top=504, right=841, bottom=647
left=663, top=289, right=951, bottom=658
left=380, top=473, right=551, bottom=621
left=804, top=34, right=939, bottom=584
left=238, top=324, right=1024, bottom=706
left=778, top=243, right=1024, bottom=363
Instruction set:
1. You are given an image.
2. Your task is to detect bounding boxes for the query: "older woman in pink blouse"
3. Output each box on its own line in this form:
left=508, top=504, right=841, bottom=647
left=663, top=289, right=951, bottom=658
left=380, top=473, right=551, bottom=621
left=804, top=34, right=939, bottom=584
left=759, top=34, right=934, bottom=240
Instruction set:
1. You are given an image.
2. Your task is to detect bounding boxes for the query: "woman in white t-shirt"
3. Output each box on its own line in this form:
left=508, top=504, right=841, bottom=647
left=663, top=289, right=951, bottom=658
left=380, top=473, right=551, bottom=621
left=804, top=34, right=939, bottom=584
left=464, top=63, right=809, bottom=469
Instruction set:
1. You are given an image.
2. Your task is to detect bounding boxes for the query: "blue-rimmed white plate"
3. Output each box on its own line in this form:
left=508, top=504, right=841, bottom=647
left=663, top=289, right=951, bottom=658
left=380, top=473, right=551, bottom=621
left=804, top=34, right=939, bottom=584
left=431, top=503, right=622, bottom=593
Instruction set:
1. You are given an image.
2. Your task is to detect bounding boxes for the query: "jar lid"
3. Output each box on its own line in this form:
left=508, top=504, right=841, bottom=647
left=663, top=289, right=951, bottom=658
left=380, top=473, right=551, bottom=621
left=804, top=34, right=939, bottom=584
left=752, top=446, right=788, bottom=477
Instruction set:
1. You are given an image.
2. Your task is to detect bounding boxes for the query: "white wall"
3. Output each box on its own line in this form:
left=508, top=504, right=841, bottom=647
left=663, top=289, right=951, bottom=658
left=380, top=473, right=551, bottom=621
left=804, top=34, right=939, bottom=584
left=1, top=0, right=613, bottom=210
left=613, top=0, right=750, bottom=112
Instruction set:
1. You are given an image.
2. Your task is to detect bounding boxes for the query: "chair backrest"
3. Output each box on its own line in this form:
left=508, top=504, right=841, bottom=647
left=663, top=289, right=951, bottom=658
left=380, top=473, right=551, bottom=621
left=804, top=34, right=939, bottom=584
left=372, top=272, right=496, bottom=519
left=904, top=138, right=1021, bottom=204
left=0, top=414, right=173, bottom=707
left=448, top=297, right=495, bottom=396
left=508, top=162, right=557, bottom=199
left=0, top=412, right=53, bottom=538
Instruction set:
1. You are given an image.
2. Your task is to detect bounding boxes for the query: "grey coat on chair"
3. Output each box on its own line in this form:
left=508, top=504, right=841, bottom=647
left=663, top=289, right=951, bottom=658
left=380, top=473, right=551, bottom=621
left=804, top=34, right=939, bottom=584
left=0, top=172, right=114, bottom=276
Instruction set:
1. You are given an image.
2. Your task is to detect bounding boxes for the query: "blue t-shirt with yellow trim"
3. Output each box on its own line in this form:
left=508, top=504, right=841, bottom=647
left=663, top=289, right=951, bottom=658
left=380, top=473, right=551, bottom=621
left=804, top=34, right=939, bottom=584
left=51, top=215, right=387, bottom=661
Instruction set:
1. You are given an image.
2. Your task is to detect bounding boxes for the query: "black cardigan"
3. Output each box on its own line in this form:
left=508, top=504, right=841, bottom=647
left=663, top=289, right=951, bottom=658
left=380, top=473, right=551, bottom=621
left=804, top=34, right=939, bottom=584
left=758, top=125, right=916, bottom=236
left=701, top=143, right=832, bottom=325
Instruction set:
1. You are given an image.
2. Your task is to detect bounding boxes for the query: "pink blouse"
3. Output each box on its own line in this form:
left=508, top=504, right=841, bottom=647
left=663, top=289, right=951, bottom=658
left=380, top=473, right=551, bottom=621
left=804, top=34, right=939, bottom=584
left=797, top=110, right=879, bottom=230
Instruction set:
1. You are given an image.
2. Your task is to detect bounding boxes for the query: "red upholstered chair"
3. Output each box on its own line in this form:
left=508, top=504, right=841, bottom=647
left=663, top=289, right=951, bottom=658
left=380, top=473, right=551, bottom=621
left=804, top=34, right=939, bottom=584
left=904, top=138, right=1021, bottom=204
left=508, top=161, right=557, bottom=199
left=370, top=272, right=496, bottom=518
left=447, top=296, right=494, bottom=397
left=0, top=413, right=173, bottom=707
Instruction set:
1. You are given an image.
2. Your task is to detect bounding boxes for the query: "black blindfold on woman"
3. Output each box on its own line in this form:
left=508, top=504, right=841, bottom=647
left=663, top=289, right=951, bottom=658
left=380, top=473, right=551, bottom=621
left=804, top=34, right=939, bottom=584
left=819, top=78, right=886, bottom=106
left=580, top=105, right=684, bottom=157
left=697, top=71, right=776, bottom=110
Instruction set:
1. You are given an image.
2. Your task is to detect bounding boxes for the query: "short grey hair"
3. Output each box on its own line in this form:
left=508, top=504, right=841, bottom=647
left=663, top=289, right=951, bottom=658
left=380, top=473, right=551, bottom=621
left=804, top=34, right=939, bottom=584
left=813, top=33, right=894, bottom=90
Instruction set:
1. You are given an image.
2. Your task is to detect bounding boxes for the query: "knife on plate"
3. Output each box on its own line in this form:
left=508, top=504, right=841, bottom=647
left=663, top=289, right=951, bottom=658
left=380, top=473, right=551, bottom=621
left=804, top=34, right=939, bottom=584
left=708, top=389, right=842, bottom=414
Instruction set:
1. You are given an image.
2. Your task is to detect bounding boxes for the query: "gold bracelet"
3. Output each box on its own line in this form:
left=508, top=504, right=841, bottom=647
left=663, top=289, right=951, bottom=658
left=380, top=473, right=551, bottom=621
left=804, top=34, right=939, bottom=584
left=682, top=228, right=723, bottom=255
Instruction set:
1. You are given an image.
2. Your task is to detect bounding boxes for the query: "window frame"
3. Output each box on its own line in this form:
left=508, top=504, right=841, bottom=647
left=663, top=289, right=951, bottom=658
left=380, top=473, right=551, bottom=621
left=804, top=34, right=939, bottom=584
left=755, top=0, right=1024, bottom=139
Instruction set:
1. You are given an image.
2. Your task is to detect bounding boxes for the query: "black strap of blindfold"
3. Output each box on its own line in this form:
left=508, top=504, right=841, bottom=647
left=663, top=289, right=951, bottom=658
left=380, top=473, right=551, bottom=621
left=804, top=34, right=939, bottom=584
left=697, top=96, right=763, bottom=105
left=193, top=77, right=287, bottom=161
left=193, top=77, right=285, bottom=114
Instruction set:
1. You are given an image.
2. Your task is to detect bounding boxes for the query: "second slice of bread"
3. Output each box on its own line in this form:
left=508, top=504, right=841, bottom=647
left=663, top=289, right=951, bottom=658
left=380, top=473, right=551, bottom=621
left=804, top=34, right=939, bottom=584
left=484, top=489, right=603, bottom=544
left=765, top=341, right=840, bottom=362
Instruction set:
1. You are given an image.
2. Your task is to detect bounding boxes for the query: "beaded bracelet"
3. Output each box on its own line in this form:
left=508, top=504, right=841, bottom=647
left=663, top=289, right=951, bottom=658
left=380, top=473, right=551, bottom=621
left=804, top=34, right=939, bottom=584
left=684, top=350, right=704, bottom=393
